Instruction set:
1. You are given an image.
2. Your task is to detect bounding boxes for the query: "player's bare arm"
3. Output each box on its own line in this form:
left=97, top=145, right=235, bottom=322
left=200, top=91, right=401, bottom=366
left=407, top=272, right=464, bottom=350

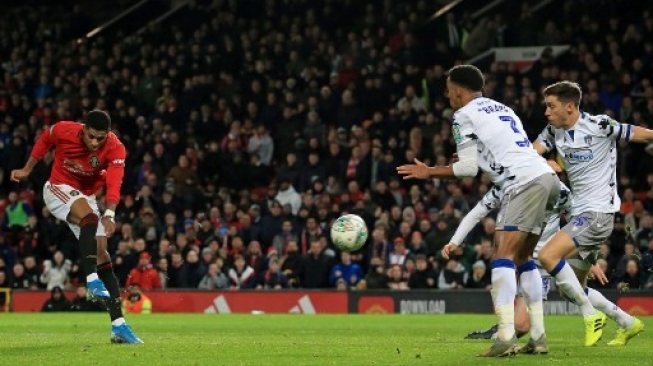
left=11, top=125, right=57, bottom=181
left=102, top=144, right=127, bottom=238
left=11, top=156, right=40, bottom=182
left=532, top=141, right=548, bottom=155
left=630, top=126, right=653, bottom=143
left=396, top=158, right=456, bottom=180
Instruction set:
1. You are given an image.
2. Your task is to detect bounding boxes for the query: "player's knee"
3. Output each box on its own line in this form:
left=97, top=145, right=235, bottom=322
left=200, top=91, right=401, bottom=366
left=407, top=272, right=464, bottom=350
left=80, top=213, right=99, bottom=227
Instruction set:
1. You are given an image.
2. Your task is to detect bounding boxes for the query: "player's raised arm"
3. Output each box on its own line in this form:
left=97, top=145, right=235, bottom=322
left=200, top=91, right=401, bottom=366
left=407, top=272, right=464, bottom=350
left=11, top=124, right=58, bottom=182
left=442, top=189, right=497, bottom=260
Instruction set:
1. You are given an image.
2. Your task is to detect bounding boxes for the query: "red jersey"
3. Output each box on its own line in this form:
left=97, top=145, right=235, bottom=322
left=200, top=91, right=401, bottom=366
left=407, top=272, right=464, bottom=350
left=31, top=121, right=126, bottom=205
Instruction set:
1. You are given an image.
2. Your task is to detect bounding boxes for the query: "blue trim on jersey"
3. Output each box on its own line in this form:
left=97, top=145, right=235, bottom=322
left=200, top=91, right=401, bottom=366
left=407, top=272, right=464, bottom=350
left=568, top=130, right=575, bottom=141
left=584, top=287, right=589, bottom=295
left=517, top=260, right=537, bottom=275
left=580, top=111, right=586, bottom=119
left=618, top=124, right=623, bottom=140
left=491, top=259, right=515, bottom=269
left=627, top=124, right=632, bottom=141
left=503, top=225, right=519, bottom=231
left=573, top=238, right=580, bottom=247
left=549, top=259, right=567, bottom=277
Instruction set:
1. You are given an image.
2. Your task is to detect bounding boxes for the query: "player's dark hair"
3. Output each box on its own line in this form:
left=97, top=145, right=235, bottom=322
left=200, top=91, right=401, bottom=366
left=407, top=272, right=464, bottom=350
left=85, top=110, right=111, bottom=131
left=446, top=64, right=485, bottom=92
left=542, top=81, right=582, bottom=106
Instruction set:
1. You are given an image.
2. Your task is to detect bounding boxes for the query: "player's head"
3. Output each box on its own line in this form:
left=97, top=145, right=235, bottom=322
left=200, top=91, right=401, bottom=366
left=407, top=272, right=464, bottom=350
left=82, top=110, right=111, bottom=151
left=446, top=64, right=485, bottom=111
left=542, top=81, right=582, bottom=128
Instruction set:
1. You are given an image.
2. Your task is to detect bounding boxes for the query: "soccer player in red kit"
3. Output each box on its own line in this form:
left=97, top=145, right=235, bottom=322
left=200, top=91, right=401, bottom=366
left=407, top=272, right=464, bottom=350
left=11, top=110, right=143, bottom=344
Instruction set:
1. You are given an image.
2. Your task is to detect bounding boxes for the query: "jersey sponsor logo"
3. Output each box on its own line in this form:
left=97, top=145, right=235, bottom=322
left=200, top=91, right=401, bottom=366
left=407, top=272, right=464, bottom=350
left=63, top=159, right=84, bottom=171
left=564, top=148, right=594, bottom=162
left=112, top=159, right=125, bottom=165
left=89, top=155, right=101, bottom=168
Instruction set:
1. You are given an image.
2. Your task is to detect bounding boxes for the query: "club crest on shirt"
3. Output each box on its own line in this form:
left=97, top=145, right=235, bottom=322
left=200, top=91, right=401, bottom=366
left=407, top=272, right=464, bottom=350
left=89, top=155, right=100, bottom=168
left=584, top=135, right=592, bottom=145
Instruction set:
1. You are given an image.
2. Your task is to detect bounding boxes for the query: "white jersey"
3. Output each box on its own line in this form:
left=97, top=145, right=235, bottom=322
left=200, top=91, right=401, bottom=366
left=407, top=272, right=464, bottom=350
left=449, top=182, right=572, bottom=247
left=453, top=97, right=554, bottom=192
left=536, top=112, right=634, bottom=216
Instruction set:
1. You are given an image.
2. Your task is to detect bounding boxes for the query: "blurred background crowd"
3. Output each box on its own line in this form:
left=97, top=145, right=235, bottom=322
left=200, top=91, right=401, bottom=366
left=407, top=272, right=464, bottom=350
left=1, top=0, right=653, bottom=295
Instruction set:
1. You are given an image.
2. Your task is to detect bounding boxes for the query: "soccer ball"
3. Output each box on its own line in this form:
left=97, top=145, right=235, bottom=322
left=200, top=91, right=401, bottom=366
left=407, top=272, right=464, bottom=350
left=330, top=214, right=368, bottom=252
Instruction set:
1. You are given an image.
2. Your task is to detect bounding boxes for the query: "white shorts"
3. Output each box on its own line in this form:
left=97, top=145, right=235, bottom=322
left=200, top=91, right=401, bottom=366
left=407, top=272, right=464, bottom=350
left=43, top=181, right=105, bottom=239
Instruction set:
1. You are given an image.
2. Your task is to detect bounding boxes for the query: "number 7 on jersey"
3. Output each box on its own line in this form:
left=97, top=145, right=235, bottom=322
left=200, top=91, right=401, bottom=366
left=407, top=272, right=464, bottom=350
left=500, top=115, right=530, bottom=147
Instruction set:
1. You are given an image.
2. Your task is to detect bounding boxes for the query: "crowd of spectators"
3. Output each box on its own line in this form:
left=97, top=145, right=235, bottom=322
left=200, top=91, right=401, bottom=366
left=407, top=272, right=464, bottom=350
left=1, top=0, right=653, bottom=296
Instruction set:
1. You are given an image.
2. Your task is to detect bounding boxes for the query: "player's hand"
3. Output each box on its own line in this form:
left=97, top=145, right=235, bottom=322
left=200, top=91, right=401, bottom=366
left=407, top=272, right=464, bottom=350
left=547, top=160, right=562, bottom=173
left=396, top=158, right=430, bottom=180
left=441, top=243, right=458, bottom=260
left=589, top=264, right=608, bottom=285
left=10, top=168, right=31, bottom=182
left=102, top=217, right=116, bottom=237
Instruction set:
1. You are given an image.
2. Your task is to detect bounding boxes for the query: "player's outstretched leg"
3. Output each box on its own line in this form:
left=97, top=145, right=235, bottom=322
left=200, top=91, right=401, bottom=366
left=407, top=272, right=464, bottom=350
left=79, top=213, right=110, bottom=299
left=516, top=259, right=547, bottom=354
left=585, top=288, right=644, bottom=346
left=466, top=296, right=530, bottom=340
left=96, top=237, right=143, bottom=344
left=540, top=233, right=605, bottom=346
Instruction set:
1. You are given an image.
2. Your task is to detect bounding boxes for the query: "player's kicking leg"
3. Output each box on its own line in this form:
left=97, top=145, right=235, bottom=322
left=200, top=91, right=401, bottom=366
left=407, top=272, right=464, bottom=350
left=43, top=183, right=109, bottom=298
left=566, top=257, right=644, bottom=346
left=539, top=214, right=610, bottom=347
left=96, top=235, right=143, bottom=344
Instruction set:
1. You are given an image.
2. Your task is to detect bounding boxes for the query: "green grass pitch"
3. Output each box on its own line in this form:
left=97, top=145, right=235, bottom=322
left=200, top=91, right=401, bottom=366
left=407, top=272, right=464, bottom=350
left=0, top=314, right=651, bottom=365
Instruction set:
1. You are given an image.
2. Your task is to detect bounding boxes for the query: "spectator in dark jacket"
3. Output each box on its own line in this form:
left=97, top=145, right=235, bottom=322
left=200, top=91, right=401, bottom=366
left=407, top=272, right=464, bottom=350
left=41, top=286, right=71, bottom=312
left=408, top=255, right=438, bottom=289
left=298, top=240, right=334, bottom=288
left=70, top=286, right=106, bottom=312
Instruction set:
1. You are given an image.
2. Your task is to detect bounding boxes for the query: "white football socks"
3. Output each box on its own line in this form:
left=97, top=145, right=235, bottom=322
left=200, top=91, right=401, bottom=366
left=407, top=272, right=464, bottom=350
left=491, top=260, right=517, bottom=341
left=551, top=260, right=596, bottom=317
left=518, top=261, right=545, bottom=339
left=587, top=288, right=634, bottom=329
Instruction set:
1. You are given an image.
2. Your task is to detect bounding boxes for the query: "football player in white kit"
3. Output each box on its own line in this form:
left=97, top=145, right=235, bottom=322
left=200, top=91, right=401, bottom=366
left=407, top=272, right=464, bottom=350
left=398, top=65, right=559, bottom=356
left=445, top=180, right=641, bottom=350
left=533, top=81, right=646, bottom=346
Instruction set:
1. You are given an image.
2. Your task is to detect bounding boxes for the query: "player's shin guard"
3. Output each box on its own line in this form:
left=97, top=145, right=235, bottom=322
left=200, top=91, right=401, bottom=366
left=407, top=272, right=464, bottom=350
left=491, top=259, right=517, bottom=341
left=79, top=214, right=100, bottom=280
left=586, top=288, right=634, bottom=329
left=549, top=259, right=595, bottom=316
left=518, top=260, right=545, bottom=339
left=98, top=261, right=124, bottom=322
